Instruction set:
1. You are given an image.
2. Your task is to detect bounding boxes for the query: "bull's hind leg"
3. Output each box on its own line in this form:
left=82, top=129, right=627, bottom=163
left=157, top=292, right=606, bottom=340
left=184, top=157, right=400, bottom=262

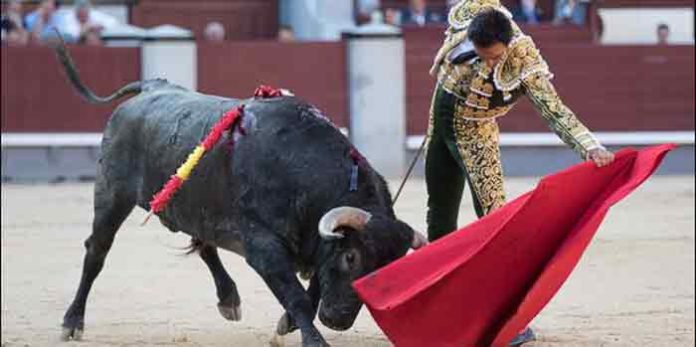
left=61, top=181, right=135, bottom=341
left=195, top=241, right=242, bottom=321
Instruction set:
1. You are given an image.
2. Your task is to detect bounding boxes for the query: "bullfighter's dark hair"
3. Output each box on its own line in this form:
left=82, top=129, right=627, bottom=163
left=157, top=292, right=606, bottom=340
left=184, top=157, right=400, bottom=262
left=467, top=10, right=513, bottom=47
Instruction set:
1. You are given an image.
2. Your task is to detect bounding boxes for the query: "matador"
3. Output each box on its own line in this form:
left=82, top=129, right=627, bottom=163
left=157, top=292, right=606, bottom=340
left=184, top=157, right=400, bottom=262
left=426, top=0, right=615, bottom=242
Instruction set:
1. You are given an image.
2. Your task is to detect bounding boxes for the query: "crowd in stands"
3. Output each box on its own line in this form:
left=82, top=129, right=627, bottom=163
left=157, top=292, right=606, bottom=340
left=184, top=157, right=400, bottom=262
left=356, top=0, right=594, bottom=27
left=1, top=0, right=118, bottom=46
left=201, top=22, right=294, bottom=43
left=356, top=0, right=674, bottom=44
left=335, top=0, right=683, bottom=47
left=1, top=0, right=676, bottom=46
left=1, top=0, right=296, bottom=45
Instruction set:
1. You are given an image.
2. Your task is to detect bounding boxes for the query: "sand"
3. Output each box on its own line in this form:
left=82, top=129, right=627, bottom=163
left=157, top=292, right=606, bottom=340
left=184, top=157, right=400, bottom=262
left=2, top=176, right=694, bottom=346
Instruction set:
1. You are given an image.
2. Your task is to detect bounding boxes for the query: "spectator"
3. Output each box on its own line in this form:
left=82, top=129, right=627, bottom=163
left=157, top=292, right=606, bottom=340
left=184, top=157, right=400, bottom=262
left=59, top=0, right=118, bottom=43
left=2, top=0, right=25, bottom=29
left=204, top=21, right=225, bottom=42
left=24, top=0, right=62, bottom=43
left=384, top=8, right=400, bottom=26
left=1, top=0, right=28, bottom=44
left=401, top=0, right=443, bottom=27
left=2, top=17, right=29, bottom=46
left=656, top=23, right=670, bottom=45
left=513, top=0, right=540, bottom=25
left=277, top=25, right=295, bottom=42
left=356, top=0, right=381, bottom=25
left=553, top=0, right=590, bottom=26
left=78, top=25, right=102, bottom=46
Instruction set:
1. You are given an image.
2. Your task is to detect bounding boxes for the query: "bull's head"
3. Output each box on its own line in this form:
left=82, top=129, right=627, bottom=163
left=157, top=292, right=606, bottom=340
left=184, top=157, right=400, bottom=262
left=314, top=206, right=426, bottom=330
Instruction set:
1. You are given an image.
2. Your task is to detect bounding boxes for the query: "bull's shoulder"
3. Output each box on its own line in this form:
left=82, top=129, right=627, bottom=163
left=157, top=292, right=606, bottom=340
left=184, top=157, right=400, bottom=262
left=244, top=96, right=339, bottom=131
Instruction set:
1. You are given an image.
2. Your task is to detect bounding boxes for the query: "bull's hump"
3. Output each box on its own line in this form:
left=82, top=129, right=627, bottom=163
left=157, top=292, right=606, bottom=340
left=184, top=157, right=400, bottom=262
left=249, top=98, right=340, bottom=133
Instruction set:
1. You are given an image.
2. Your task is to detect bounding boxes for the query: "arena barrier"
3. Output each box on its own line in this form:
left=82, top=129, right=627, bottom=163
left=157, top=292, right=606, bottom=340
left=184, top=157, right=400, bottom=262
left=2, top=36, right=694, bottom=180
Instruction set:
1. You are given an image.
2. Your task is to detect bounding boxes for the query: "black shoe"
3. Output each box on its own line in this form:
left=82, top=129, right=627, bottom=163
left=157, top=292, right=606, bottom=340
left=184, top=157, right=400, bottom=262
left=508, top=327, right=535, bottom=346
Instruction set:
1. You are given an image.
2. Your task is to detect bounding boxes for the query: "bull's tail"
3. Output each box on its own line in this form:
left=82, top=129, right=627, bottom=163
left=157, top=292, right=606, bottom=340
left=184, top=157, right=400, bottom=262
left=183, top=238, right=205, bottom=255
left=53, top=33, right=142, bottom=105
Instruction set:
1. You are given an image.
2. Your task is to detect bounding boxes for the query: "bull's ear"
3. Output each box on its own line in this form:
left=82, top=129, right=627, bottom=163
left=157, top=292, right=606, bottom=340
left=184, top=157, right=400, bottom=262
left=388, top=219, right=426, bottom=250
left=411, top=231, right=428, bottom=249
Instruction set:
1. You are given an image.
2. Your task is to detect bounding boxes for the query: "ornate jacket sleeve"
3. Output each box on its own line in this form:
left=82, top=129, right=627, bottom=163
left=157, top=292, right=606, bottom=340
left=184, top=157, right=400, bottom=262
left=522, top=74, right=603, bottom=159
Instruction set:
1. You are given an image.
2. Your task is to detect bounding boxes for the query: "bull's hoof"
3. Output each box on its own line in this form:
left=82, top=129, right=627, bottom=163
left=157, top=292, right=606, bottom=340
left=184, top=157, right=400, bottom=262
left=276, top=312, right=298, bottom=335
left=217, top=302, right=242, bottom=321
left=302, top=334, right=330, bottom=347
left=61, top=315, right=84, bottom=341
left=60, top=326, right=83, bottom=341
left=269, top=333, right=285, bottom=347
left=302, top=340, right=330, bottom=347
left=217, top=291, right=242, bottom=321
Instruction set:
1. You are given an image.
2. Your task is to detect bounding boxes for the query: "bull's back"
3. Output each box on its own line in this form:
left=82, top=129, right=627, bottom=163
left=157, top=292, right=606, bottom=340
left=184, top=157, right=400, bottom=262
left=99, top=85, right=239, bottom=231
left=100, top=84, right=355, bottom=244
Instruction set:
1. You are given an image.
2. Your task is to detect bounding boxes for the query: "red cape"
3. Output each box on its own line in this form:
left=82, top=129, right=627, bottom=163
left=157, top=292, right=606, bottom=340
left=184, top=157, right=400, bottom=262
left=353, top=144, right=675, bottom=346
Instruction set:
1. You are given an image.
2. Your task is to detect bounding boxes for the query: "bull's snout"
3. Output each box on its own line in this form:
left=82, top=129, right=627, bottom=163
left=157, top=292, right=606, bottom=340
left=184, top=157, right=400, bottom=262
left=318, top=302, right=360, bottom=331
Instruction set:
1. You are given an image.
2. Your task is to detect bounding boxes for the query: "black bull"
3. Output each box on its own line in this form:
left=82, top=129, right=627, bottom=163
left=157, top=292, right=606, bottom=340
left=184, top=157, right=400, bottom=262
left=55, top=44, right=426, bottom=346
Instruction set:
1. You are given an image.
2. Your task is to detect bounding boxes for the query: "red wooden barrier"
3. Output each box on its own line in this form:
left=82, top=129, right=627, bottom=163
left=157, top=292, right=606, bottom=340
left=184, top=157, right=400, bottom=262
left=197, top=41, right=349, bottom=128
left=1, top=46, right=140, bottom=132
left=2, top=38, right=693, bottom=136
left=131, top=0, right=278, bottom=41
left=403, top=27, right=695, bottom=134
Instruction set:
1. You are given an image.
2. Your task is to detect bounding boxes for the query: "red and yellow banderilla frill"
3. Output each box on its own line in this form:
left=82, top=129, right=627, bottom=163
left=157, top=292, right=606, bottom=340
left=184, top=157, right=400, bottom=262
left=141, top=85, right=284, bottom=225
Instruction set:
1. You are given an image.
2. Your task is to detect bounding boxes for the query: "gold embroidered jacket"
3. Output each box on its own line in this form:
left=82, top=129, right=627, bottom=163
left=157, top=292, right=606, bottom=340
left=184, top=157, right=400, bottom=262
left=430, top=0, right=602, bottom=159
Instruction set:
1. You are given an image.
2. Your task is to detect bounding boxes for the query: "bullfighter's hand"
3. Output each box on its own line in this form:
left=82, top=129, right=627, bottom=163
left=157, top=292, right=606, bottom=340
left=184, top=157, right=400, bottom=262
left=587, top=148, right=615, bottom=167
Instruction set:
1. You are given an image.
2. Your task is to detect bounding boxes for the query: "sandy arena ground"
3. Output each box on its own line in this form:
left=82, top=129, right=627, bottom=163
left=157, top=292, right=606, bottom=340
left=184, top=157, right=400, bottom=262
left=2, top=176, right=694, bottom=346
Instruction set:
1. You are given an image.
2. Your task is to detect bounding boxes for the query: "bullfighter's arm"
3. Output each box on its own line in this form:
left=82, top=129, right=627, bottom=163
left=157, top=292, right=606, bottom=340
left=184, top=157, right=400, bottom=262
left=523, top=73, right=603, bottom=159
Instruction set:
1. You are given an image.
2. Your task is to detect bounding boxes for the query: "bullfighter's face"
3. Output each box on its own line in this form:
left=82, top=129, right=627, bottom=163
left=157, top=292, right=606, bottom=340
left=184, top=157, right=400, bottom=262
left=474, top=41, right=507, bottom=68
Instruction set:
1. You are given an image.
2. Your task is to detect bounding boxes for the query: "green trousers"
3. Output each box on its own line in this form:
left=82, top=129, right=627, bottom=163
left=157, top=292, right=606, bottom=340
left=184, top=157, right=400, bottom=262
left=426, top=85, right=485, bottom=242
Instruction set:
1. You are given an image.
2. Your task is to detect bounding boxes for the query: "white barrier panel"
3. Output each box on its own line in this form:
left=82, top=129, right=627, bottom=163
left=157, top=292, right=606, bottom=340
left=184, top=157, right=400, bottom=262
left=142, top=41, right=197, bottom=91
left=4, top=132, right=693, bottom=148
left=599, top=8, right=695, bottom=45
left=2, top=132, right=693, bottom=180
left=345, top=32, right=406, bottom=177
left=141, top=26, right=197, bottom=91
left=406, top=131, right=696, bottom=150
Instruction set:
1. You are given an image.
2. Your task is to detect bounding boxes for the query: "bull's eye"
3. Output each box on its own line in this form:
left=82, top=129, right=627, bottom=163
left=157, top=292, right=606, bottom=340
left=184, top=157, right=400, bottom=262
left=340, top=249, right=361, bottom=272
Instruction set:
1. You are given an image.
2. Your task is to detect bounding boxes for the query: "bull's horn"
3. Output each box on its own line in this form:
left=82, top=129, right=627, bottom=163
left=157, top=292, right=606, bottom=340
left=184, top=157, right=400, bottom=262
left=318, top=207, right=372, bottom=240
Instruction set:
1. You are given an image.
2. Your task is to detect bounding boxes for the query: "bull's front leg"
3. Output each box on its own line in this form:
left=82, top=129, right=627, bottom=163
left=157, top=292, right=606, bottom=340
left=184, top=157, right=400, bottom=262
left=276, top=274, right=320, bottom=336
left=245, top=236, right=328, bottom=347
